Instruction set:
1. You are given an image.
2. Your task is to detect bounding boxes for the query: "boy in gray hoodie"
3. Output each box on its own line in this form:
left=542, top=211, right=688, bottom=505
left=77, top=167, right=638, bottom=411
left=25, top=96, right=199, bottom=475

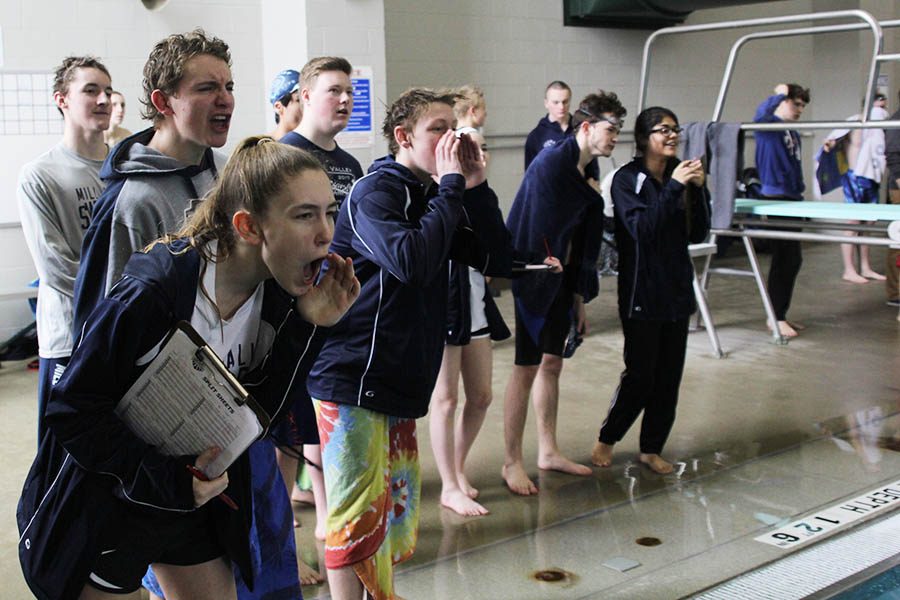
left=72, top=29, right=233, bottom=335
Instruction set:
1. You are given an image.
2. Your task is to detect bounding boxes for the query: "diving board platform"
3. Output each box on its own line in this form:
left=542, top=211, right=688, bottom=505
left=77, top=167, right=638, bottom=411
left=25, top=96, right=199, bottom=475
left=736, top=199, right=900, bottom=223
left=699, top=200, right=900, bottom=347
left=637, top=9, right=900, bottom=350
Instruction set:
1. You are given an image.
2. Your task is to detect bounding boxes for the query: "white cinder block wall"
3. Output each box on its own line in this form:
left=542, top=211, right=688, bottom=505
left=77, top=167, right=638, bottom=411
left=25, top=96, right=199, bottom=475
left=0, top=0, right=267, bottom=340
left=305, top=0, right=389, bottom=168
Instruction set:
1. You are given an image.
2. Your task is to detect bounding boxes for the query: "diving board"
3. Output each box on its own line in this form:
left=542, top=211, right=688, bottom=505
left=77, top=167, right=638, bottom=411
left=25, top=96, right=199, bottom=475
left=736, top=199, right=900, bottom=224
left=700, top=200, right=900, bottom=347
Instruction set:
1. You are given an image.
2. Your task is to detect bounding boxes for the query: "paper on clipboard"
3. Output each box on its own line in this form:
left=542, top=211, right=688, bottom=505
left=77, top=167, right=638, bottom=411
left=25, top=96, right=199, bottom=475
left=115, top=321, right=268, bottom=478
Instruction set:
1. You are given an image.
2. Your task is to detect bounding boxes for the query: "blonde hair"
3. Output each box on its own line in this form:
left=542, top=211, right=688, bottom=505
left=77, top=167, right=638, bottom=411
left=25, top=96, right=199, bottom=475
left=158, top=136, right=324, bottom=260
left=452, top=85, right=485, bottom=121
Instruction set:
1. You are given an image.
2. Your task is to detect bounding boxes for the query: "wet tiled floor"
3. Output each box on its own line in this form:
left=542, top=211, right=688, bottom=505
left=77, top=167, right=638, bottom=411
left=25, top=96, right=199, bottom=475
left=2, top=243, right=899, bottom=599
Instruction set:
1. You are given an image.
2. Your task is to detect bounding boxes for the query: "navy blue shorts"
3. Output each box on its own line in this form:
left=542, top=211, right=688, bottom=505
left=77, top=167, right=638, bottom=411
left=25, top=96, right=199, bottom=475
left=87, top=504, right=223, bottom=594
left=514, top=289, right=573, bottom=366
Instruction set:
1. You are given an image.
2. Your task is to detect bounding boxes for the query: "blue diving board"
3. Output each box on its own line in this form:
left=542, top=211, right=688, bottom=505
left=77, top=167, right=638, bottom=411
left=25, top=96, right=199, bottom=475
left=735, top=199, right=900, bottom=222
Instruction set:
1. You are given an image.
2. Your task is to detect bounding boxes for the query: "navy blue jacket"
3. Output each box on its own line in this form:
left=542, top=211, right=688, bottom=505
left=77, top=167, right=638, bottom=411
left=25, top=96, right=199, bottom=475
left=308, top=157, right=497, bottom=418
left=613, top=157, right=711, bottom=321
left=753, top=94, right=804, bottom=199
left=507, top=135, right=604, bottom=317
left=18, top=241, right=323, bottom=600
left=525, top=115, right=599, bottom=180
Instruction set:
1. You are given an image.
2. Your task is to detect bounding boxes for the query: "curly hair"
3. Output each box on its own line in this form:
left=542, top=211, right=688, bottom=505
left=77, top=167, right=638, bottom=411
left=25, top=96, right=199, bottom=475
left=571, top=90, right=627, bottom=129
left=382, top=88, right=460, bottom=155
left=140, top=28, right=231, bottom=123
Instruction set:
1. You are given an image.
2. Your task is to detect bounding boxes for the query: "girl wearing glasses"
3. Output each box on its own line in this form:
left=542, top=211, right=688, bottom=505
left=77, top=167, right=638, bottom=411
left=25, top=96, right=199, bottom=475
left=591, top=107, right=710, bottom=474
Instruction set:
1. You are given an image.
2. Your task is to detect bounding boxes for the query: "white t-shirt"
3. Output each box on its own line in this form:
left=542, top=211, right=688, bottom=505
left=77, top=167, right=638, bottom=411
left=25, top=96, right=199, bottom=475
left=189, top=244, right=265, bottom=376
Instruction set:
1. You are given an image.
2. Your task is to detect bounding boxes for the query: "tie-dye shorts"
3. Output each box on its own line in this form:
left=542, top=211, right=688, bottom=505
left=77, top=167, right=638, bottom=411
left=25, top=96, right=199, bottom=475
left=313, top=400, right=420, bottom=600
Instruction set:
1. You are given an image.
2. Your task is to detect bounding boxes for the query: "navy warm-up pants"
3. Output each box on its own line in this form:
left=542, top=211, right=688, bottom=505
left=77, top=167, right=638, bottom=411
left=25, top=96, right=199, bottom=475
left=598, top=317, right=689, bottom=454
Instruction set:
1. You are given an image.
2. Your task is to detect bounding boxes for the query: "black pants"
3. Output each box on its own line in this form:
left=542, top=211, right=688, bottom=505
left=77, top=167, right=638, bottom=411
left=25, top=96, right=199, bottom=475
left=767, top=234, right=802, bottom=321
left=760, top=195, right=803, bottom=321
left=598, top=317, right=689, bottom=454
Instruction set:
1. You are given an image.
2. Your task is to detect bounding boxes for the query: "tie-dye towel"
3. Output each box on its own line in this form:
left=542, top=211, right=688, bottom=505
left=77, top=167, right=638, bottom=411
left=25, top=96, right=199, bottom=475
left=314, top=400, right=420, bottom=600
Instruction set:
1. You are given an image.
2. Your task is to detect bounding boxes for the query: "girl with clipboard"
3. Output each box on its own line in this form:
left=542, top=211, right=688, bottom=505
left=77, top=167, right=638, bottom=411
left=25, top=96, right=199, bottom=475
left=17, top=137, right=359, bottom=600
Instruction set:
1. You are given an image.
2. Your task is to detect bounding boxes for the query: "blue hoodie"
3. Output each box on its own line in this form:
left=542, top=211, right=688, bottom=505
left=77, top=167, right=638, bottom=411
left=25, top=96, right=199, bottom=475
left=72, top=127, right=221, bottom=343
left=308, top=156, right=497, bottom=418
left=753, top=94, right=805, bottom=199
left=18, top=241, right=322, bottom=600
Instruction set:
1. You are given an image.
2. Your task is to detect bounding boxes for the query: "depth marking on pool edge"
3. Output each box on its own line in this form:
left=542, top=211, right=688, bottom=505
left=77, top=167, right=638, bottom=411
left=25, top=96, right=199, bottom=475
left=755, top=479, right=900, bottom=548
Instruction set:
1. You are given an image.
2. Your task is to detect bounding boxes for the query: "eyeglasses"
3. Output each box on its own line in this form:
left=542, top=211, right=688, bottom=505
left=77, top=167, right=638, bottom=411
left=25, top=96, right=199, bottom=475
left=650, top=125, right=682, bottom=137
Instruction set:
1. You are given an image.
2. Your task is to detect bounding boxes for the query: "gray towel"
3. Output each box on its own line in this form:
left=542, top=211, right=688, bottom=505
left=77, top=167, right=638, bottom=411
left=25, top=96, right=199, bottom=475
left=707, top=123, right=743, bottom=229
left=681, top=121, right=709, bottom=162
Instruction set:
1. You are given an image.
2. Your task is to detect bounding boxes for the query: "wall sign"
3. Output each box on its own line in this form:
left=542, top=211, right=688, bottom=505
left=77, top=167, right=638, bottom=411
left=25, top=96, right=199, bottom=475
left=336, top=65, right=373, bottom=149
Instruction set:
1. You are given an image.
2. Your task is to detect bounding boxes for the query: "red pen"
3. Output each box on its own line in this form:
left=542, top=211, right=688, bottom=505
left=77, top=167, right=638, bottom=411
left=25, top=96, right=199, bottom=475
left=543, top=235, right=554, bottom=260
left=186, top=464, right=239, bottom=511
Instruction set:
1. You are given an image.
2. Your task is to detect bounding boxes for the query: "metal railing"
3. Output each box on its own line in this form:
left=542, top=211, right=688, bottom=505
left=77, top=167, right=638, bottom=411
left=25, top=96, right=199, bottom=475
left=638, top=10, right=900, bottom=135
left=636, top=9, right=900, bottom=346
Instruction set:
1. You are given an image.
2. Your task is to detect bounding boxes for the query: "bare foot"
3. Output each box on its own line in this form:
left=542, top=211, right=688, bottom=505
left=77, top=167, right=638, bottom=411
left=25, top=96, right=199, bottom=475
left=768, top=320, right=798, bottom=338
left=786, top=320, right=805, bottom=331
left=843, top=271, right=869, bottom=284
left=861, top=270, right=886, bottom=281
left=298, top=558, right=324, bottom=586
left=441, top=488, right=489, bottom=516
left=457, top=473, right=479, bottom=499
left=292, top=486, right=314, bottom=505
left=639, top=453, right=674, bottom=474
left=591, top=440, right=614, bottom=467
left=502, top=462, right=539, bottom=495
left=537, top=453, right=592, bottom=476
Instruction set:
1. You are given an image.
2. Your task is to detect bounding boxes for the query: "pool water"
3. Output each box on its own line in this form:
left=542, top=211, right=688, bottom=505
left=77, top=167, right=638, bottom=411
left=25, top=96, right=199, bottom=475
left=833, top=565, right=900, bottom=600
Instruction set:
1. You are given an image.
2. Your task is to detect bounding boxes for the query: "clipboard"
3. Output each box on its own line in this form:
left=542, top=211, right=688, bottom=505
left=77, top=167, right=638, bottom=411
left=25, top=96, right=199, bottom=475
left=115, top=321, right=270, bottom=478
